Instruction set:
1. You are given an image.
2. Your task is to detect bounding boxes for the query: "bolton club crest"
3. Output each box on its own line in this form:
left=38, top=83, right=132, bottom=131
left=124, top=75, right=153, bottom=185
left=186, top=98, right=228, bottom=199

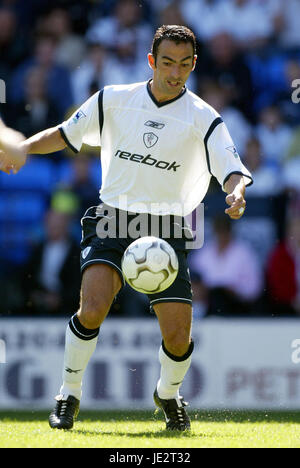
left=143, top=132, right=158, bottom=148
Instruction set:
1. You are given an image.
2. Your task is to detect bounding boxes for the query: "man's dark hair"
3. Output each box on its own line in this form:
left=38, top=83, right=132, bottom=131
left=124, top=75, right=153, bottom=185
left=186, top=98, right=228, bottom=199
left=151, top=25, right=196, bottom=63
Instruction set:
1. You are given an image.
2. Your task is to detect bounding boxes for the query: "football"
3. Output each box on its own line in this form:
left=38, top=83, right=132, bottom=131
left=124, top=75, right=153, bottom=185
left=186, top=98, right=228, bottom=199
left=121, top=236, right=179, bottom=294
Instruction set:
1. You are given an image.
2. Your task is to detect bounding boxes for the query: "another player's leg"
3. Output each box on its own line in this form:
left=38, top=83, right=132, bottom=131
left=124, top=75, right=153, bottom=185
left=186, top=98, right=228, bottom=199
left=49, top=264, right=122, bottom=429
left=153, top=302, right=193, bottom=431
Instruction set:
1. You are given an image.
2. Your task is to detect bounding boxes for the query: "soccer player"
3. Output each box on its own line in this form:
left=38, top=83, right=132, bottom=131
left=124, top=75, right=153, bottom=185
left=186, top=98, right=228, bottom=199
left=0, top=25, right=252, bottom=431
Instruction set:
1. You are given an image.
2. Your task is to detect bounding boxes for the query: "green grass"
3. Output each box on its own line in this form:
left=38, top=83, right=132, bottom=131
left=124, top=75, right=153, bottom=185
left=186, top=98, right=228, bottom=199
left=1, top=410, right=300, bottom=448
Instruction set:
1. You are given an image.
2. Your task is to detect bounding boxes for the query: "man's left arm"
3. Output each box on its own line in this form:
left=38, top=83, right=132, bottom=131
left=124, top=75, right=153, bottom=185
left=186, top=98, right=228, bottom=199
left=204, top=117, right=253, bottom=219
left=224, top=173, right=246, bottom=220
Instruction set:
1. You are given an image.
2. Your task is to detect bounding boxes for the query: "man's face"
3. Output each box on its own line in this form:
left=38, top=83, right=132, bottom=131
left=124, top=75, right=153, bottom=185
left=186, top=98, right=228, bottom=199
left=148, top=39, right=196, bottom=99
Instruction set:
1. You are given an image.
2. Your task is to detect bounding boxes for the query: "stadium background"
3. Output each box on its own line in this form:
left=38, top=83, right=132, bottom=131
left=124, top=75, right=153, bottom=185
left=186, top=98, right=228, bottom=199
left=0, top=0, right=300, bottom=410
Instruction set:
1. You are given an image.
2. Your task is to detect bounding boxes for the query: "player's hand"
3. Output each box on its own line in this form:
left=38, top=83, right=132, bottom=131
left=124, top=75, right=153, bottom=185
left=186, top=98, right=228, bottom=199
left=225, top=192, right=246, bottom=220
left=0, top=126, right=27, bottom=174
left=0, top=149, right=27, bottom=174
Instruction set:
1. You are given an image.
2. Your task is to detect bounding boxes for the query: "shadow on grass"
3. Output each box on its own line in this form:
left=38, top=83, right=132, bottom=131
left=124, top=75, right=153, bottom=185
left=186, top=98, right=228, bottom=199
left=1, top=409, right=300, bottom=424
left=71, top=428, right=196, bottom=439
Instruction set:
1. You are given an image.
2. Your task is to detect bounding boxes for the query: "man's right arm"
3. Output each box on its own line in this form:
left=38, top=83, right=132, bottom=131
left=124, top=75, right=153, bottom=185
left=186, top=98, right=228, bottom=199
left=0, top=125, right=67, bottom=174
left=21, top=126, right=66, bottom=155
left=0, top=89, right=102, bottom=174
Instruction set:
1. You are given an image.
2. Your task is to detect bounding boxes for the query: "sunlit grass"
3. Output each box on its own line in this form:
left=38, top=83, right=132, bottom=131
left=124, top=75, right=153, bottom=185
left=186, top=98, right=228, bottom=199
left=1, top=410, right=300, bottom=448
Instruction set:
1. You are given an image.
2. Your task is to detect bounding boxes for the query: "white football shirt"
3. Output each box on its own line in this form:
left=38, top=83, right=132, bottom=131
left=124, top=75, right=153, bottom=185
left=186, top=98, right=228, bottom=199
left=59, top=81, right=253, bottom=216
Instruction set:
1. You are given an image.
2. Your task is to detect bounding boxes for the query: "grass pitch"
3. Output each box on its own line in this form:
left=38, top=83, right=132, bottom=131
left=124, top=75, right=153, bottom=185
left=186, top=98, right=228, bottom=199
left=1, top=409, right=300, bottom=448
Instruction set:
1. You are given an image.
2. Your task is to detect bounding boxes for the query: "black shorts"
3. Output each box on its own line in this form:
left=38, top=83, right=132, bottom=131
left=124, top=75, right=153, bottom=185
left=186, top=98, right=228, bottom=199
left=80, top=204, right=193, bottom=311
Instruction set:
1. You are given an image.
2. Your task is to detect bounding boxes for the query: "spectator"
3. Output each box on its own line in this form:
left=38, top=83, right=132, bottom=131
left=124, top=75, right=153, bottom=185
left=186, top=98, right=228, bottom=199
left=270, top=0, right=300, bottom=52
left=22, top=209, right=81, bottom=316
left=201, top=80, right=252, bottom=155
left=0, top=7, right=28, bottom=84
left=243, top=136, right=281, bottom=197
left=285, top=121, right=300, bottom=163
left=157, top=0, right=187, bottom=28
left=255, top=104, right=293, bottom=164
left=91, top=39, right=150, bottom=88
left=183, top=0, right=275, bottom=49
left=277, top=60, right=300, bottom=126
left=218, top=0, right=274, bottom=50
left=71, top=43, right=109, bottom=105
left=86, top=0, right=152, bottom=59
left=246, top=49, right=288, bottom=116
left=68, top=154, right=100, bottom=219
left=179, top=0, right=229, bottom=42
left=145, top=0, right=174, bottom=17
left=0, top=0, right=50, bottom=32
left=114, top=284, right=150, bottom=317
left=281, top=118, right=300, bottom=193
left=266, top=213, right=300, bottom=315
left=9, top=34, right=73, bottom=119
left=282, top=161, right=300, bottom=195
left=280, top=118, right=300, bottom=193
left=89, top=0, right=153, bottom=20
left=189, top=214, right=263, bottom=315
left=190, top=271, right=208, bottom=319
left=197, top=32, right=255, bottom=121
left=85, top=0, right=152, bottom=85
left=6, top=65, right=61, bottom=137
left=36, top=7, right=86, bottom=70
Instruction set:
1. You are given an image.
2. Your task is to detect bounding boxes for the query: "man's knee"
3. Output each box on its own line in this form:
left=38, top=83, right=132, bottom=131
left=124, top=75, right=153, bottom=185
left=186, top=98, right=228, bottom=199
left=78, top=264, right=122, bottom=329
left=78, top=296, right=112, bottom=329
left=163, top=329, right=191, bottom=357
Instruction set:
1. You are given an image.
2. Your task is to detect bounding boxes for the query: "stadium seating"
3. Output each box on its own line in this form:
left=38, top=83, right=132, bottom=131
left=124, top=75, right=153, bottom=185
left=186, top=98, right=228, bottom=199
left=0, top=157, right=55, bottom=193
left=0, top=191, right=47, bottom=266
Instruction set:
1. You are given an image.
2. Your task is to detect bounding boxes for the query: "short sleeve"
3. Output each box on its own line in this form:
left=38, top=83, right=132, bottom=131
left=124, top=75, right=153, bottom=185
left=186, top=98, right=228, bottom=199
left=59, top=90, right=102, bottom=153
left=206, top=119, right=253, bottom=190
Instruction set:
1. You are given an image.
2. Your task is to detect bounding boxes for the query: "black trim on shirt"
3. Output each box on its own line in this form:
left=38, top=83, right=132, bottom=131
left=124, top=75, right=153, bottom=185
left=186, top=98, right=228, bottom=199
left=146, top=80, right=187, bottom=108
left=203, top=117, right=223, bottom=175
left=59, top=126, right=79, bottom=154
left=223, top=171, right=254, bottom=188
left=98, top=89, right=104, bottom=135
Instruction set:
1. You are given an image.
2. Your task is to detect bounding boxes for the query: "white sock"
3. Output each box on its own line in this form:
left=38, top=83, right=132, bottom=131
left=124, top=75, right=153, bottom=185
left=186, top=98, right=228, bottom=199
left=59, top=314, right=99, bottom=401
left=157, top=341, right=194, bottom=400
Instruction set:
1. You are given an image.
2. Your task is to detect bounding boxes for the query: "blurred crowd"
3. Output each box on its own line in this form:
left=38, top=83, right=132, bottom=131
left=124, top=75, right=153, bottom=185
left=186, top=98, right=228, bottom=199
left=0, top=0, right=300, bottom=318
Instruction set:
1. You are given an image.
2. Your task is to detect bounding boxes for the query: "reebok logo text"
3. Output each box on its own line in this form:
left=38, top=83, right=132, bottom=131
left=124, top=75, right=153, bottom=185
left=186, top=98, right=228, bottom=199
left=115, top=150, right=181, bottom=172
left=144, top=120, right=165, bottom=129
